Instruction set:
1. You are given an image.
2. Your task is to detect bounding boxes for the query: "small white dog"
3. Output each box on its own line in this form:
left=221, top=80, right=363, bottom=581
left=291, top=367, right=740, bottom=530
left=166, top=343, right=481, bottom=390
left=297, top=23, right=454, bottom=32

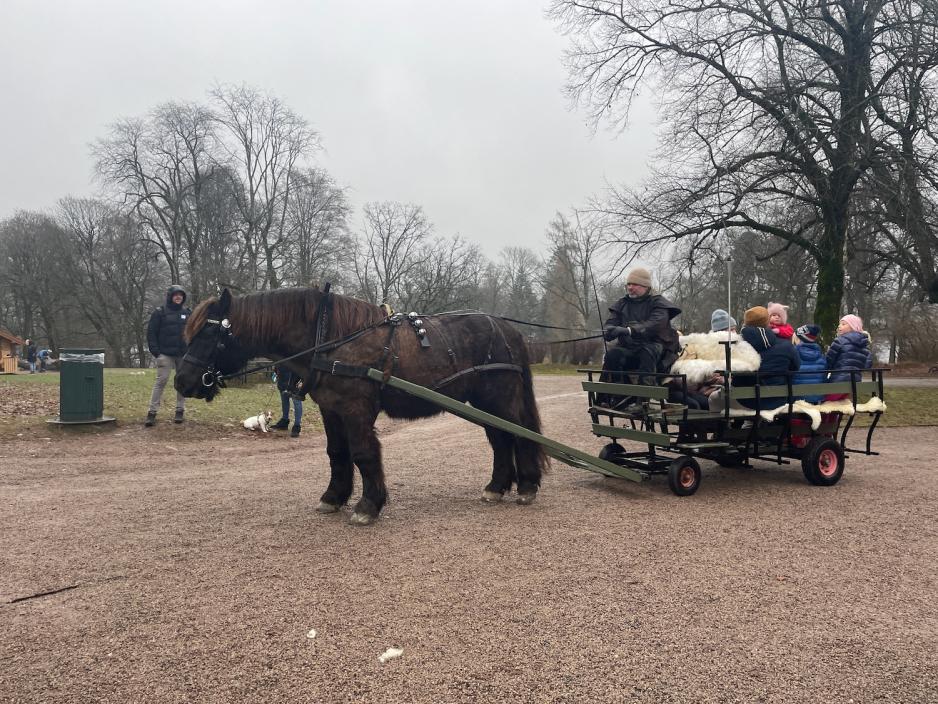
left=242, top=410, right=273, bottom=433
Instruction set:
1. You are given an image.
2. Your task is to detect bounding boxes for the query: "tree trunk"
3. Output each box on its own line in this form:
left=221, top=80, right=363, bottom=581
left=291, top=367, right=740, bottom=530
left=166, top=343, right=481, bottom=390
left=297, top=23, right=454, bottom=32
left=814, top=218, right=847, bottom=344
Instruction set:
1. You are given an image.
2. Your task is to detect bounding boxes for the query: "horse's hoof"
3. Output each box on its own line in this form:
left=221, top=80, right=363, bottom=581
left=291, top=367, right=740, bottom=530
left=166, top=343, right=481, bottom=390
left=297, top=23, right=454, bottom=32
left=316, top=501, right=341, bottom=514
left=349, top=512, right=376, bottom=526
left=516, top=493, right=537, bottom=505
left=480, top=490, right=503, bottom=503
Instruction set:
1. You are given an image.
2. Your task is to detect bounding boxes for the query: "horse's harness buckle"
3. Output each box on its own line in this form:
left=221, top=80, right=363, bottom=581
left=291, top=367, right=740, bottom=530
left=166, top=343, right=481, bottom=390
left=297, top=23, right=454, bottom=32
left=331, top=360, right=340, bottom=375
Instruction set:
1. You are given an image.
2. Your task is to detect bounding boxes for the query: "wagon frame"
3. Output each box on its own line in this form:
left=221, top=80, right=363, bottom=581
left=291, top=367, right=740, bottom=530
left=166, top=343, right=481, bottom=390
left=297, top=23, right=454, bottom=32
left=580, top=356, right=888, bottom=495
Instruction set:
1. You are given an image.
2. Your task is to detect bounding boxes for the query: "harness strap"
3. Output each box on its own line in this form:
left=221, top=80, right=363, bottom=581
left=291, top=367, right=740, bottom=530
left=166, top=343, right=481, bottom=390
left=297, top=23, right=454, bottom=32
left=431, top=363, right=524, bottom=390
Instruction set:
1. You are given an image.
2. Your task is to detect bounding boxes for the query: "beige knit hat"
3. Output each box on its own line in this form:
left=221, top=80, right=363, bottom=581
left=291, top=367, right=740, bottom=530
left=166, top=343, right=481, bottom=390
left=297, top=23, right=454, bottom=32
left=626, top=267, right=652, bottom=288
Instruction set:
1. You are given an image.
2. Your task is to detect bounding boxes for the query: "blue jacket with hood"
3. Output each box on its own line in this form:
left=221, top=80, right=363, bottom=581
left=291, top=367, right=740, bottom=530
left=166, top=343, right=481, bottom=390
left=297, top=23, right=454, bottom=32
left=793, top=340, right=827, bottom=402
left=735, top=326, right=801, bottom=409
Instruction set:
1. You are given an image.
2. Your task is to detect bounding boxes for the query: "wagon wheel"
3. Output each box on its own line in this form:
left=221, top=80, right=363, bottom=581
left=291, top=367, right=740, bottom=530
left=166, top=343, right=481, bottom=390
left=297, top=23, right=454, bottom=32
left=801, top=437, right=845, bottom=486
left=667, top=456, right=701, bottom=496
left=598, top=442, right=626, bottom=464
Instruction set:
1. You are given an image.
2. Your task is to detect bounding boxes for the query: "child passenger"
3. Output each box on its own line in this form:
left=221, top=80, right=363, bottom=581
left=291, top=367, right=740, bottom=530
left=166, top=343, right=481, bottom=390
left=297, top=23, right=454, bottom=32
left=824, top=314, right=873, bottom=401
left=767, top=302, right=794, bottom=342
left=792, top=324, right=826, bottom=403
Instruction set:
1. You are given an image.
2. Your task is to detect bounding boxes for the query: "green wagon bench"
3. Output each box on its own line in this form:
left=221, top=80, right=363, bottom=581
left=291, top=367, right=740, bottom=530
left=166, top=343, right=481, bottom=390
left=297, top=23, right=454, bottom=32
left=580, top=367, right=887, bottom=496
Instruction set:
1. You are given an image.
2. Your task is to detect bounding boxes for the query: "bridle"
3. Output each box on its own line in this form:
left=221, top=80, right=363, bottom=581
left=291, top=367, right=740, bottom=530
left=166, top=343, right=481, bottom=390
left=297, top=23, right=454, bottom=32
left=182, top=316, right=234, bottom=389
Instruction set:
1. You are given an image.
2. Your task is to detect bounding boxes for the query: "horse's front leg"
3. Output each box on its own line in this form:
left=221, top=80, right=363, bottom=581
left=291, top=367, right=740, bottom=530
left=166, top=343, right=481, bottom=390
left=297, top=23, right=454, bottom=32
left=342, top=407, right=387, bottom=526
left=316, top=410, right=355, bottom=514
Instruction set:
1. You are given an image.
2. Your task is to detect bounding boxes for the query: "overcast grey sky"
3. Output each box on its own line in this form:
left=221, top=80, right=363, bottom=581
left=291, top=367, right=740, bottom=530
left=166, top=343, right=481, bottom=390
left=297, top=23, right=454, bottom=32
left=0, top=0, right=655, bottom=256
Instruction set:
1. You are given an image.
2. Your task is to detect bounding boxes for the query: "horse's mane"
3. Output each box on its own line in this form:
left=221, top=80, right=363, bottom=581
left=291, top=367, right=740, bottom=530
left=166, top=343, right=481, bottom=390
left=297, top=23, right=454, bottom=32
left=185, top=287, right=385, bottom=343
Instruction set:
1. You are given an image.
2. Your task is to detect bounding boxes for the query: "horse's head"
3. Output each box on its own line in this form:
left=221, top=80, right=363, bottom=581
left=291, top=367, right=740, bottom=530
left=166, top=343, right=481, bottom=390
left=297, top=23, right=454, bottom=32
left=175, top=289, right=250, bottom=401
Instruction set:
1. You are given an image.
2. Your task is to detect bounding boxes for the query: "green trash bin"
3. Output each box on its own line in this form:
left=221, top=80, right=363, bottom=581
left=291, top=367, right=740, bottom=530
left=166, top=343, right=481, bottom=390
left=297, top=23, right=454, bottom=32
left=50, top=348, right=115, bottom=425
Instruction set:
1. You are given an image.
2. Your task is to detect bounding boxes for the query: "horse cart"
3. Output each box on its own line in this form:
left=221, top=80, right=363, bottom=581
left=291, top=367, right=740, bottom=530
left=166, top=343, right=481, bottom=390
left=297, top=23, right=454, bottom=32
left=580, top=365, right=888, bottom=496
left=176, top=287, right=887, bottom=523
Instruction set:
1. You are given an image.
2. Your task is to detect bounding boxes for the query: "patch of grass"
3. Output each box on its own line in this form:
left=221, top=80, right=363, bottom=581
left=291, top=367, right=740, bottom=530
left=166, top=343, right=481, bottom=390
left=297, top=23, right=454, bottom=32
left=0, top=369, right=321, bottom=438
left=854, top=387, right=938, bottom=427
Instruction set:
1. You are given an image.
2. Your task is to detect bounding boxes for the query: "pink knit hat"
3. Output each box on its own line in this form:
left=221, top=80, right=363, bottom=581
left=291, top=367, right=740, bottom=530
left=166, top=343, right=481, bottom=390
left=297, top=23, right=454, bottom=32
left=767, top=302, right=788, bottom=324
left=840, top=314, right=864, bottom=332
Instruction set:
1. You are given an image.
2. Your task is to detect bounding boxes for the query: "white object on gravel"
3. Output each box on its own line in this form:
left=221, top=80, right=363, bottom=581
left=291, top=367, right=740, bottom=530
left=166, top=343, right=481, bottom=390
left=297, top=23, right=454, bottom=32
left=306, top=629, right=317, bottom=639
left=378, top=647, right=403, bottom=663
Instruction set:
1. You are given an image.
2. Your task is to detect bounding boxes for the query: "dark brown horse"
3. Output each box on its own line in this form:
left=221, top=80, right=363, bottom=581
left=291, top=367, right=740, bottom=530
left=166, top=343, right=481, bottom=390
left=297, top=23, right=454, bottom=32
left=174, top=287, right=548, bottom=525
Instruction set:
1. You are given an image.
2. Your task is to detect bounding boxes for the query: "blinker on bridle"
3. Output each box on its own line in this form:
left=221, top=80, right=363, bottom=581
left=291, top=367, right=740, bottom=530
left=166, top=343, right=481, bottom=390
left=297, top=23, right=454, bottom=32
left=184, top=316, right=232, bottom=388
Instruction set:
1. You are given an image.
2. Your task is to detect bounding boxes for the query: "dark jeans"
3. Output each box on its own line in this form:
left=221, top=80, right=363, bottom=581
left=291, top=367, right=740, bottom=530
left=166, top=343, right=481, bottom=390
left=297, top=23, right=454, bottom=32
left=600, top=341, right=664, bottom=387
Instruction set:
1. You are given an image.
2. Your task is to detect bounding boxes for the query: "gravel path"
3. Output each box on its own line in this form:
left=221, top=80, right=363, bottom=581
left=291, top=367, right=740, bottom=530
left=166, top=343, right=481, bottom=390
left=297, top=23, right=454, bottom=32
left=1, top=376, right=936, bottom=703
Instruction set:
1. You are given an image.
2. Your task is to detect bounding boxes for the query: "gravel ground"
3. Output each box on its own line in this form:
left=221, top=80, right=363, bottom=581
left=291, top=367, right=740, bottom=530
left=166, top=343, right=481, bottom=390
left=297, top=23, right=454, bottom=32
left=1, top=376, right=936, bottom=703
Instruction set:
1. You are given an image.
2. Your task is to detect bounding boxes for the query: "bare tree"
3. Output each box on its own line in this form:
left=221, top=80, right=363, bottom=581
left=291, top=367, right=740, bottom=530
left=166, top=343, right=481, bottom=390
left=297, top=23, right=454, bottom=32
left=93, top=101, right=220, bottom=299
left=498, top=246, right=544, bottom=322
left=57, top=197, right=160, bottom=365
left=210, top=84, right=320, bottom=290
left=397, top=236, right=487, bottom=312
left=282, top=168, right=352, bottom=288
left=542, top=210, right=608, bottom=331
left=353, top=202, right=432, bottom=305
left=0, top=211, right=71, bottom=347
left=552, top=0, right=938, bottom=340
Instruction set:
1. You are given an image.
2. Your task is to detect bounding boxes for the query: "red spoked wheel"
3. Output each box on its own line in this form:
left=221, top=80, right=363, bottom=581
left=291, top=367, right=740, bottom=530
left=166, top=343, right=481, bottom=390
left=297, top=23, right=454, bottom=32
left=668, top=456, right=701, bottom=496
left=801, top=438, right=845, bottom=486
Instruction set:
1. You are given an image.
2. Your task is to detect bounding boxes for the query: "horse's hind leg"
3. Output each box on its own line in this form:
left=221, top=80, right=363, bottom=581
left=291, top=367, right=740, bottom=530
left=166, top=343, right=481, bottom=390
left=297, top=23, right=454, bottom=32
left=317, top=411, right=354, bottom=514
left=481, top=427, right=517, bottom=503
left=472, top=379, right=541, bottom=505
left=342, top=410, right=387, bottom=526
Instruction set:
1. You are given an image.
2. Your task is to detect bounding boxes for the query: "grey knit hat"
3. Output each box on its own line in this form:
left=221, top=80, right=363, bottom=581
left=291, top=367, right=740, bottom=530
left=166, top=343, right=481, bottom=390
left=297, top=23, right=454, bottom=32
left=710, top=309, right=737, bottom=332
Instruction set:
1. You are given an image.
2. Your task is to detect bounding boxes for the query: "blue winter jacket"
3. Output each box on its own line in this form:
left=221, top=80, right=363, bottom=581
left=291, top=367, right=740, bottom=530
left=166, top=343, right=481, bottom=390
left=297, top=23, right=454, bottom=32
left=826, top=331, right=873, bottom=383
left=735, top=327, right=801, bottom=409
left=793, top=341, right=827, bottom=402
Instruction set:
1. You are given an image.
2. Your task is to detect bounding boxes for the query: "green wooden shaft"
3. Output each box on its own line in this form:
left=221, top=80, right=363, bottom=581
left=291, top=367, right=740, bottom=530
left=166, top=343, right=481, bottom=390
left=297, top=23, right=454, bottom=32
left=367, top=368, right=644, bottom=482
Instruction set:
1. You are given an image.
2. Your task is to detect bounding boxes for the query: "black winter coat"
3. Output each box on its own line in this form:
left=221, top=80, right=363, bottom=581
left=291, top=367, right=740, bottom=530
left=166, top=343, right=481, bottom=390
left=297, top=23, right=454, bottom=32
left=604, top=292, right=681, bottom=354
left=826, top=331, right=873, bottom=382
left=147, top=286, right=191, bottom=358
left=735, top=326, right=801, bottom=409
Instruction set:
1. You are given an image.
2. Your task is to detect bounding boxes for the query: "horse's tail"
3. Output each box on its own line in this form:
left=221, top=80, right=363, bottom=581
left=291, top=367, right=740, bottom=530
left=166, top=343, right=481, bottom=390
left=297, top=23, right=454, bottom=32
left=516, top=352, right=550, bottom=477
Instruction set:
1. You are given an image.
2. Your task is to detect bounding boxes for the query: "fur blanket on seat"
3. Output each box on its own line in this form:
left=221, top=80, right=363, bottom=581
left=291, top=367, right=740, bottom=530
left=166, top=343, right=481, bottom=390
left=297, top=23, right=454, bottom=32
left=713, top=396, right=887, bottom=429
left=756, top=396, right=887, bottom=429
left=671, top=331, right=762, bottom=383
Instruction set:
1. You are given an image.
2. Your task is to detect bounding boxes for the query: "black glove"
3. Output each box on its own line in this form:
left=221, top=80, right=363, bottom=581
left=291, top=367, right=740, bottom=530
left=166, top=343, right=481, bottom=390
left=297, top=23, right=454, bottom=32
left=604, top=325, right=631, bottom=342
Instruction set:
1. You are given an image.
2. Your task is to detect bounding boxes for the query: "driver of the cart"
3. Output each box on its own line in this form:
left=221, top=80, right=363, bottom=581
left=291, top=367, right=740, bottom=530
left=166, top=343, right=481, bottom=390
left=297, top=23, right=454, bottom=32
left=597, top=267, right=681, bottom=409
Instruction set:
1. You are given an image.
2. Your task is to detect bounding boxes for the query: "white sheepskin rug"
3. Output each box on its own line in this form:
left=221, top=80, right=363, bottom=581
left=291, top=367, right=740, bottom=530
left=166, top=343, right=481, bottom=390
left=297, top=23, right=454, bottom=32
left=671, top=331, right=762, bottom=383
left=756, top=396, right=887, bottom=430
left=709, top=396, right=886, bottom=430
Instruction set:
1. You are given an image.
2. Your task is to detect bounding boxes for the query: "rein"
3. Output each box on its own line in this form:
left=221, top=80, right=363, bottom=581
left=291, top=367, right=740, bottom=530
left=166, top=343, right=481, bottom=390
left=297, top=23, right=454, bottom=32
left=190, top=299, right=593, bottom=393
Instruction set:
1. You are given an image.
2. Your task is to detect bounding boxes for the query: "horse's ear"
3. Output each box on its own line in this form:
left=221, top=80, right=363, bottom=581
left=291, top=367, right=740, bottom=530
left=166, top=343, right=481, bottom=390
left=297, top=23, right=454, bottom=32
left=219, top=288, right=232, bottom=315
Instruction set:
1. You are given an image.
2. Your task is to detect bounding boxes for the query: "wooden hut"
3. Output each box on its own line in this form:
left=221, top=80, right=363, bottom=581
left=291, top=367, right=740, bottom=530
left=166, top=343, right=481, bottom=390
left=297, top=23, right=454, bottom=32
left=0, top=328, right=24, bottom=374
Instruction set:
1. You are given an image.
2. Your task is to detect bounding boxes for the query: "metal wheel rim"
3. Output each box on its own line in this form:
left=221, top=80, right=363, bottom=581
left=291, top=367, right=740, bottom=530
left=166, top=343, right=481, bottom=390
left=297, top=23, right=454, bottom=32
left=818, top=448, right=839, bottom=477
left=679, top=465, right=697, bottom=488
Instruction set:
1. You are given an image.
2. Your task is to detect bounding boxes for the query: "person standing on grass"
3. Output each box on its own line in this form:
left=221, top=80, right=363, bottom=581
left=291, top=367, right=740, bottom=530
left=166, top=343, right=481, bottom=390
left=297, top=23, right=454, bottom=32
left=272, top=364, right=303, bottom=437
left=144, top=285, right=191, bottom=427
left=24, top=339, right=37, bottom=373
